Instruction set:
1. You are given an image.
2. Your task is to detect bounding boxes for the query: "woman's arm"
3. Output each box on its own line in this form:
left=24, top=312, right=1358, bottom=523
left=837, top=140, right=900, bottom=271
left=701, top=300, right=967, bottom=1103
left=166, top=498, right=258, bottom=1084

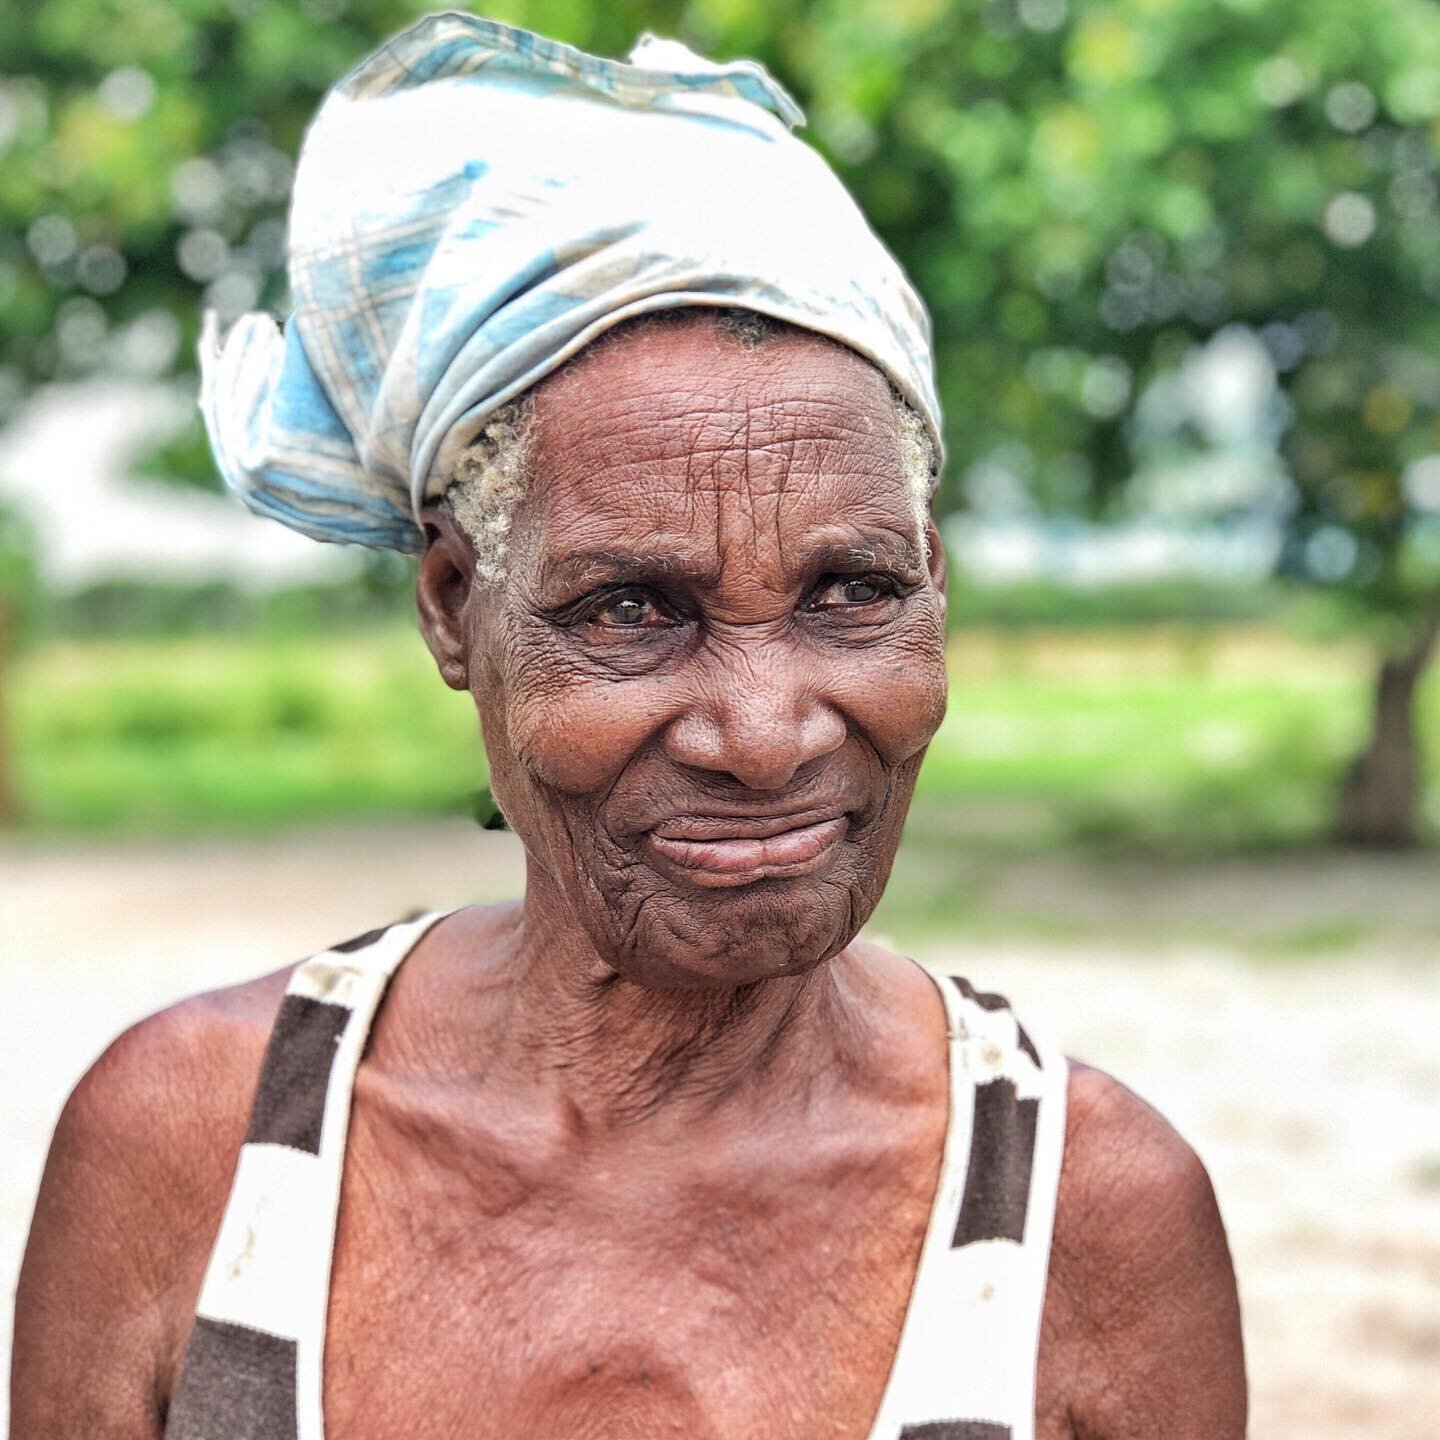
left=13, top=1019, right=182, bottom=1436
left=12, top=991, right=270, bottom=1438
left=1040, top=1062, right=1248, bottom=1440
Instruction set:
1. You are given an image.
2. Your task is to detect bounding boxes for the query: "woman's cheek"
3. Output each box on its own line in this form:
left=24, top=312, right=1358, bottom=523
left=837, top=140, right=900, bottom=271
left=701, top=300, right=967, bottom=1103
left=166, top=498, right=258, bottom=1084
left=505, top=675, right=668, bottom=794
left=837, top=639, right=948, bottom=765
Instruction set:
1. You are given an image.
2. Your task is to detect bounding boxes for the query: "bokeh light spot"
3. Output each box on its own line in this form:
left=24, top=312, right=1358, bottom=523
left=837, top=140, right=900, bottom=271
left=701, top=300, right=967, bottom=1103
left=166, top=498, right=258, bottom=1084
left=1322, top=191, right=1377, bottom=246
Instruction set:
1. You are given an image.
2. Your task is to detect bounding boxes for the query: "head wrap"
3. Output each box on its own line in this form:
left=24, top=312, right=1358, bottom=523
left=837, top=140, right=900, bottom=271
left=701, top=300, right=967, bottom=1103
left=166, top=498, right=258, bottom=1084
left=200, top=12, right=943, bottom=552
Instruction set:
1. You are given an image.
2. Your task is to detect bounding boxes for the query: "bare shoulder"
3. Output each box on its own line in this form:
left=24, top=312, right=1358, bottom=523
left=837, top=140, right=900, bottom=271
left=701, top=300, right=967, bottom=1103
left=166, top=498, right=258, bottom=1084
left=11, top=966, right=291, bottom=1437
left=46, top=965, right=291, bottom=1220
left=1038, top=1061, right=1247, bottom=1440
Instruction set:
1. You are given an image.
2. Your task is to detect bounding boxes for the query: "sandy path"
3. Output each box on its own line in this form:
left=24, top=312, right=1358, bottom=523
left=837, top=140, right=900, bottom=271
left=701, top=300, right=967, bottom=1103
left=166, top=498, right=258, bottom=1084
left=3, top=821, right=1436, bottom=1437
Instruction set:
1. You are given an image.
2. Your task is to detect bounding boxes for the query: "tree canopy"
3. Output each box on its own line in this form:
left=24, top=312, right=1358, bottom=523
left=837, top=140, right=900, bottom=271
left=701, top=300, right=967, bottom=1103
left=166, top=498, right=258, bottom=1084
left=5, top=0, right=1440, bottom=838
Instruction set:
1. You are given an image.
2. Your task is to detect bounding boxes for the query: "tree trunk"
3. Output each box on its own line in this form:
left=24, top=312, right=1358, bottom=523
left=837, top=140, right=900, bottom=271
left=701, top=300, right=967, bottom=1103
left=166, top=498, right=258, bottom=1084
left=1338, top=601, right=1440, bottom=848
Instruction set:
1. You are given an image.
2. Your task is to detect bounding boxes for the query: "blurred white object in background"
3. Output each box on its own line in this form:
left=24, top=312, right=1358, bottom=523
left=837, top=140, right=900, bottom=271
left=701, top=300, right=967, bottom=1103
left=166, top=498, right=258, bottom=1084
left=0, top=381, right=354, bottom=591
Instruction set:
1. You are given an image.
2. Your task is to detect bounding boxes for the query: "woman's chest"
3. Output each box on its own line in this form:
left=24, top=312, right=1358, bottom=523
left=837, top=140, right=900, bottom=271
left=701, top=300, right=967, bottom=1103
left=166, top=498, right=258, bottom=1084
left=319, top=1108, right=939, bottom=1440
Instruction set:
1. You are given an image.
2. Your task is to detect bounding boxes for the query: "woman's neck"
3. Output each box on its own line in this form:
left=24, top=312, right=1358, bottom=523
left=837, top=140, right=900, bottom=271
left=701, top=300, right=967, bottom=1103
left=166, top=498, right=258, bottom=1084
left=465, top=884, right=879, bottom=1134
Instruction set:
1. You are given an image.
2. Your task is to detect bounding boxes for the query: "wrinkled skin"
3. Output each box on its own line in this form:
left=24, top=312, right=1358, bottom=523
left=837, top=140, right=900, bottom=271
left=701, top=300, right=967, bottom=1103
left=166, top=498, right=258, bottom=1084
left=422, top=314, right=949, bottom=993
left=12, top=314, right=1246, bottom=1439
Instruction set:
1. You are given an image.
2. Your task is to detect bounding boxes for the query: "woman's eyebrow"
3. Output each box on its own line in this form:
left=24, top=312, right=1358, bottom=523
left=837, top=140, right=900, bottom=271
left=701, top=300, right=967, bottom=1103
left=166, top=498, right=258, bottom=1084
left=801, top=536, right=926, bottom=574
left=539, top=549, right=724, bottom=590
left=536, top=534, right=924, bottom=594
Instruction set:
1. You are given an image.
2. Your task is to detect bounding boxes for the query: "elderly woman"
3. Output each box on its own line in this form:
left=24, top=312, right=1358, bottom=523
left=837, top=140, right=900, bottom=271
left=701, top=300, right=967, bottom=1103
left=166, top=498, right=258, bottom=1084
left=14, top=15, right=1244, bottom=1440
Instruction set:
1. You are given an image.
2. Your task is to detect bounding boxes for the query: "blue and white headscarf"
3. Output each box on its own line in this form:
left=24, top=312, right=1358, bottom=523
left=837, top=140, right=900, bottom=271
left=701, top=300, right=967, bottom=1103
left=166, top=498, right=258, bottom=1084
left=200, top=12, right=943, bottom=553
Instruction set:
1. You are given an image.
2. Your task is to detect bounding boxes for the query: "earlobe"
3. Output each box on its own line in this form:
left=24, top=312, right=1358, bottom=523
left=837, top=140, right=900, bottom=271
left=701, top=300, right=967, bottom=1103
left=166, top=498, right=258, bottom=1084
left=415, top=510, right=475, bottom=692
left=436, top=653, right=469, bottom=690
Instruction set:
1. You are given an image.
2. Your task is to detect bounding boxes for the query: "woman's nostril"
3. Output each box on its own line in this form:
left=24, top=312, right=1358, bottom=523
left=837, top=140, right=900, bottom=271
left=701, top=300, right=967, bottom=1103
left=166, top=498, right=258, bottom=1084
left=664, top=694, right=845, bottom=787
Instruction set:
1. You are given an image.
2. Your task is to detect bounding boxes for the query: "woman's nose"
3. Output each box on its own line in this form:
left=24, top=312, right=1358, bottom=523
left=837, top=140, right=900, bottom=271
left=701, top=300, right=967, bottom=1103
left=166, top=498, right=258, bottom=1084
left=662, top=657, right=848, bottom=791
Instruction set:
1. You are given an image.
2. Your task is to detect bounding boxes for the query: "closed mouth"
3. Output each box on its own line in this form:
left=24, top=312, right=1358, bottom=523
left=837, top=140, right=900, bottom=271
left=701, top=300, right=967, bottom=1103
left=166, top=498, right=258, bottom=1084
left=643, top=811, right=850, bottom=887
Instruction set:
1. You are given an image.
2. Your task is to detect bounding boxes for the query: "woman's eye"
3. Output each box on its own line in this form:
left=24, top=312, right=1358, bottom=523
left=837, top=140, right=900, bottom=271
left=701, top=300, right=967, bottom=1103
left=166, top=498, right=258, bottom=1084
left=604, top=596, right=650, bottom=626
left=813, top=575, right=896, bottom=608
left=584, top=590, right=670, bottom=631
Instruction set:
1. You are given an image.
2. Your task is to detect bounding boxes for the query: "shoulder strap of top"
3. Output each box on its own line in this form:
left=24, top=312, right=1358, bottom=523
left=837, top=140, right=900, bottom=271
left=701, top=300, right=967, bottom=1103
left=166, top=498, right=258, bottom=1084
left=868, top=969, right=1069, bottom=1440
left=166, top=910, right=451, bottom=1440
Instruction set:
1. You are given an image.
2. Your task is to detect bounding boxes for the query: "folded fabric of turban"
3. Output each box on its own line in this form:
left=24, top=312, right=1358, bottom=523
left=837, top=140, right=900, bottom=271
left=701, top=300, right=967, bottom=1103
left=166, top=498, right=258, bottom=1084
left=200, top=11, right=944, bottom=553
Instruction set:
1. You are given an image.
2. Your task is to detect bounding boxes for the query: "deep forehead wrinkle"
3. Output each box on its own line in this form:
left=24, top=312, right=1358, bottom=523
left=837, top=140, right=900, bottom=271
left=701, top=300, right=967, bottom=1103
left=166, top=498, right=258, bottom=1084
left=541, top=345, right=902, bottom=479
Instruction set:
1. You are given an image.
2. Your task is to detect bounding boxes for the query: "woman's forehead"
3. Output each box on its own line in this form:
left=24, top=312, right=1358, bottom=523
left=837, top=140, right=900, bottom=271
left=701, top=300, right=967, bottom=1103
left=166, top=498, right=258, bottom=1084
left=522, top=320, right=917, bottom=548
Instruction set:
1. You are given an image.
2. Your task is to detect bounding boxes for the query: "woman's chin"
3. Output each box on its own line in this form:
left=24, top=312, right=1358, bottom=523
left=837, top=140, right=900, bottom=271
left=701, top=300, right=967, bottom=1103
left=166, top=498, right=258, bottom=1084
left=596, top=890, right=866, bottom=992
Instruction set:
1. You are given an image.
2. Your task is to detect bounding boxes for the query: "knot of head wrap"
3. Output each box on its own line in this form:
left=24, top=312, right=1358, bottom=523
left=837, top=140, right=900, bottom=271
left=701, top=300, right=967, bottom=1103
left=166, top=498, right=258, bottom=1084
left=200, top=11, right=944, bottom=553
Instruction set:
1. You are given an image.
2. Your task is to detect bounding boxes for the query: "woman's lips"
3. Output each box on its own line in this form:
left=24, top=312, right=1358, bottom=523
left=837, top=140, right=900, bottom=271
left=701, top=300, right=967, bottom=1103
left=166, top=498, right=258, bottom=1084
left=643, top=814, right=850, bottom=887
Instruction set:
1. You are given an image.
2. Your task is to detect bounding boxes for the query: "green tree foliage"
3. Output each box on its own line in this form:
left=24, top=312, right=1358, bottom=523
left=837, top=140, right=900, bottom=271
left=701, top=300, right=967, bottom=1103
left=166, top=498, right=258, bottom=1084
left=4, top=0, right=1440, bottom=840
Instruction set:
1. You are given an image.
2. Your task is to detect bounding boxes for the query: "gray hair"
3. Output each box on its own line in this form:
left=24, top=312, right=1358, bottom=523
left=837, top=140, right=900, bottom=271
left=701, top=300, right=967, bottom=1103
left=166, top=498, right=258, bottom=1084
left=443, top=309, right=938, bottom=584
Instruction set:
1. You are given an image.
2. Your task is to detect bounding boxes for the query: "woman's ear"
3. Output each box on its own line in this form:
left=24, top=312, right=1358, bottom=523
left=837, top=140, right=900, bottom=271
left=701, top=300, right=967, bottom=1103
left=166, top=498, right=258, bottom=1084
left=416, top=505, right=475, bottom=692
left=923, top=513, right=947, bottom=607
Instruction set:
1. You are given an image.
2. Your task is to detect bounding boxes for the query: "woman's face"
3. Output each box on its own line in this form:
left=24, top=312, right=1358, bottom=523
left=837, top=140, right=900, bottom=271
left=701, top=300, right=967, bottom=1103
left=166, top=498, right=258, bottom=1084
left=421, top=315, right=949, bottom=989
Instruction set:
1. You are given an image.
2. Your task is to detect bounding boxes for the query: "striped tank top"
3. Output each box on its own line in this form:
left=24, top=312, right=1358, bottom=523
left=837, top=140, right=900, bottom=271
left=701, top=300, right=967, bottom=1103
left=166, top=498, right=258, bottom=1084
left=166, top=912, right=1069, bottom=1440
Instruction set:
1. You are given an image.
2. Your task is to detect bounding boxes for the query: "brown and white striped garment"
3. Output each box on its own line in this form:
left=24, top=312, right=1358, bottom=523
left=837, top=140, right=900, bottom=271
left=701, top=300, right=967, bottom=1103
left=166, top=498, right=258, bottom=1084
left=166, top=913, right=1068, bottom=1440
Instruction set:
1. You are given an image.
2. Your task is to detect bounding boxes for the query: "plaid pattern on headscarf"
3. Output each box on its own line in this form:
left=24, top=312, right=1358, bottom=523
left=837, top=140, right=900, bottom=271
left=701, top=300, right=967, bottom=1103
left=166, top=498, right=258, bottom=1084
left=200, top=12, right=943, bottom=552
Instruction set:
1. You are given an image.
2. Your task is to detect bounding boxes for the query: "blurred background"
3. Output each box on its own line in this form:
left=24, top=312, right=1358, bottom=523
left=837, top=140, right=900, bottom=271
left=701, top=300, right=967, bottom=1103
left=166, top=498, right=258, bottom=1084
left=2, top=0, right=1438, bottom=1434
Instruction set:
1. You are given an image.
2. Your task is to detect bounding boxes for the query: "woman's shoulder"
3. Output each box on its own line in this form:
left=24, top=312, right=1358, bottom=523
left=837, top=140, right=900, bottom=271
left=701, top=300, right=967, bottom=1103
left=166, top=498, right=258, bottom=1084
left=1054, top=1060, right=1233, bottom=1285
left=65, top=906, right=458, bottom=1144
left=1042, top=1060, right=1247, bottom=1438
left=65, top=964, right=295, bottom=1176
left=56, top=904, right=509, bottom=1183
left=851, top=946, right=1246, bottom=1433
left=35, top=963, right=297, bottom=1273
left=12, top=964, right=298, bottom=1434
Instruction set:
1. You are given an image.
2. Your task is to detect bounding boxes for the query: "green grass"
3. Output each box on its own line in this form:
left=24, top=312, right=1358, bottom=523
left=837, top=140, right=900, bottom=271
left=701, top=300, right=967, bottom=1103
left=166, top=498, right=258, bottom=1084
left=921, top=631, right=1381, bottom=853
left=8, top=623, right=1438, bottom=853
left=10, top=629, right=484, bottom=833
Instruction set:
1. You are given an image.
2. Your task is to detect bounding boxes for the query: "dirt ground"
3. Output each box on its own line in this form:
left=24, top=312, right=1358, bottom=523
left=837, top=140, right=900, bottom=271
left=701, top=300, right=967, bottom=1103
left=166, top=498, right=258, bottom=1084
left=3, top=820, right=1437, bottom=1437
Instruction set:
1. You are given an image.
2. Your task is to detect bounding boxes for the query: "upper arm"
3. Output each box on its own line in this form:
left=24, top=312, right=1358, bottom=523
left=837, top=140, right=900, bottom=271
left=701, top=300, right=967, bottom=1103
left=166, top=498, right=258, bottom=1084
left=1040, top=1062, right=1246, bottom=1440
left=11, top=990, right=274, bottom=1437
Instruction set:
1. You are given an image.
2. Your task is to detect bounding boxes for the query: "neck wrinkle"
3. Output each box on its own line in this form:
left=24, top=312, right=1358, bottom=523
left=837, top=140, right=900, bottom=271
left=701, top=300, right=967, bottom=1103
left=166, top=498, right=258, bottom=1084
left=484, top=877, right=870, bottom=1134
